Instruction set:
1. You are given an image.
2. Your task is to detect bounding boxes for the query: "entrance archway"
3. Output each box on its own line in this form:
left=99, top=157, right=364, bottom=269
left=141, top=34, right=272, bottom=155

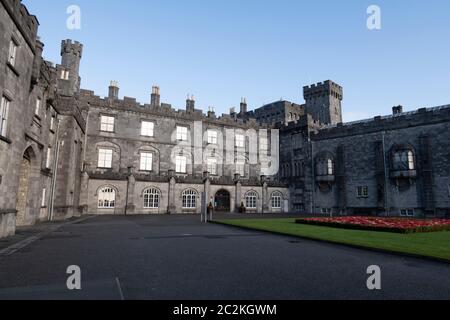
left=16, top=147, right=35, bottom=226
left=214, top=189, right=231, bottom=213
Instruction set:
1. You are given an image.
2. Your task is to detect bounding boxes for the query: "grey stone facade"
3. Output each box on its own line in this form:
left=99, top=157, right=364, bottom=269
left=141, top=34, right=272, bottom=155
left=1, top=0, right=450, bottom=238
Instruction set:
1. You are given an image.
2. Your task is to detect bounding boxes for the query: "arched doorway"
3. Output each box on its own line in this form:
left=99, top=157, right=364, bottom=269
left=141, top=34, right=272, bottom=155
left=16, top=147, right=35, bottom=226
left=214, top=189, right=231, bottom=213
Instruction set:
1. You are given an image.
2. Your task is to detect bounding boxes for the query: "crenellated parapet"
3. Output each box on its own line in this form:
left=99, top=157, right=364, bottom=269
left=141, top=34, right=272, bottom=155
left=303, top=80, right=343, bottom=100
left=0, top=0, right=39, bottom=52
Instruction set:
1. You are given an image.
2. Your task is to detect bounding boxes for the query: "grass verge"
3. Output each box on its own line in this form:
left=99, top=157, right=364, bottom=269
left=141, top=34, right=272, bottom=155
left=213, top=218, right=450, bottom=263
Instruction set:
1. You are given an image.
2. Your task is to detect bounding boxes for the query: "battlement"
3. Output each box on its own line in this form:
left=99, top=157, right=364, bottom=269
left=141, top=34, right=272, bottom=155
left=61, top=39, right=83, bottom=57
left=314, top=104, right=450, bottom=140
left=303, top=80, right=343, bottom=100
left=1, top=0, right=39, bottom=50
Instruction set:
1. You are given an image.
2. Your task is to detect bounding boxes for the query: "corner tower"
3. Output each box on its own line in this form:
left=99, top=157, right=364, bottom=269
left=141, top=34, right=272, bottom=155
left=303, top=80, right=343, bottom=125
left=58, top=39, right=83, bottom=96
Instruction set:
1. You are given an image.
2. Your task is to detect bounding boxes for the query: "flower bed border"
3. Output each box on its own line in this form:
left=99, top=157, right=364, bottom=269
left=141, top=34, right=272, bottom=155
left=295, top=218, right=450, bottom=234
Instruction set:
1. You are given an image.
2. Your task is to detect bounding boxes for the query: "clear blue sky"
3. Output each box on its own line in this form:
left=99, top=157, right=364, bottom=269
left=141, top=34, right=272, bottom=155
left=23, top=0, right=450, bottom=122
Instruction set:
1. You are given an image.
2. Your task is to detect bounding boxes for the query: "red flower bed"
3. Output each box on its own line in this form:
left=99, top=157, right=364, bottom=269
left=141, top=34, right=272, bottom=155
left=295, top=216, right=450, bottom=234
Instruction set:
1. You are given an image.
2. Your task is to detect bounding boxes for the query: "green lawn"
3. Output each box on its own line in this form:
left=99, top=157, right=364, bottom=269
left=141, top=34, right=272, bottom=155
left=214, top=218, right=450, bottom=262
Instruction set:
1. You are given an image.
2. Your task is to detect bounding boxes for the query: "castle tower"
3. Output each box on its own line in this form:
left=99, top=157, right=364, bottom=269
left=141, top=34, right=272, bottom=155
left=186, top=94, right=195, bottom=112
left=240, top=98, right=247, bottom=114
left=108, top=81, right=120, bottom=100
left=151, top=86, right=160, bottom=107
left=59, top=39, right=83, bottom=96
left=303, top=80, right=343, bottom=125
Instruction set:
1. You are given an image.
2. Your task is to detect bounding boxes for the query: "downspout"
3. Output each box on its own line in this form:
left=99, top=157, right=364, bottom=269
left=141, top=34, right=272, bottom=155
left=49, top=115, right=61, bottom=222
left=381, top=131, right=390, bottom=217
left=310, top=138, right=315, bottom=215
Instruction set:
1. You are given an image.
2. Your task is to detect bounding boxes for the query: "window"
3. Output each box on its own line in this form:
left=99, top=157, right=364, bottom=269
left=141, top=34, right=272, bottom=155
left=141, top=121, right=154, bottom=137
left=176, top=155, right=187, bottom=173
left=41, top=188, right=46, bottom=207
left=61, top=70, right=70, bottom=80
left=207, top=130, right=218, bottom=144
left=50, top=116, right=55, bottom=131
left=0, top=96, right=10, bottom=137
left=100, top=116, right=115, bottom=132
left=143, top=188, right=160, bottom=208
left=260, top=137, right=268, bottom=151
left=321, top=208, right=332, bottom=215
left=235, top=134, right=245, bottom=148
left=400, top=209, right=415, bottom=217
left=140, top=152, right=153, bottom=171
left=98, top=187, right=115, bottom=208
left=35, top=98, right=41, bottom=116
left=46, top=147, right=52, bottom=168
left=207, top=158, right=217, bottom=175
left=245, top=191, right=257, bottom=209
left=8, top=39, right=17, bottom=66
left=182, top=189, right=197, bottom=208
left=393, top=149, right=415, bottom=171
left=448, top=184, right=450, bottom=197
left=236, top=160, right=245, bottom=177
left=98, top=149, right=113, bottom=168
left=271, top=192, right=282, bottom=209
left=176, top=126, right=188, bottom=141
left=316, top=158, right=334, bottom=176
left=357, top=186, right=369, bottom=198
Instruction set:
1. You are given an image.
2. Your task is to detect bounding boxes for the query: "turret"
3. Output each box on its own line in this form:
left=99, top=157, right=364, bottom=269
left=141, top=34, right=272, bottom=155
left=186, top=94, right=195, bottom=112
left=240, top=97, right=247, bottom=114
left=303, top=80, right=343, bottom=125
left=108, top=81, right=120, bottom=100
left=59, top=39, right=83, bottom=96
left=151, top=86, right=160, bottom=107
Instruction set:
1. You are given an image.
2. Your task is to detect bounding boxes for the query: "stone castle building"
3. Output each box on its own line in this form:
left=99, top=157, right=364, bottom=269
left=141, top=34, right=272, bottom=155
left=1, top=0, right=449, bottom=238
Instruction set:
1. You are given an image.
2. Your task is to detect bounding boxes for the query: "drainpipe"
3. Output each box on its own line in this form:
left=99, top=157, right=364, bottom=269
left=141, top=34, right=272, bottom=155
left=381, top=131, right=390, bottom=217
left=49, top=115, right=61, bottom=222
left=310, top=138, right=315, bottom=215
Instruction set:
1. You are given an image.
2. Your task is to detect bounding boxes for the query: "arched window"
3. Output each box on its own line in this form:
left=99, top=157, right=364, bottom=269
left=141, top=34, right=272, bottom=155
left=98, top=187, right=115, bottom=208
left=245, top=191, right=257, bottom=209
left=182, top=189, right=197, bottom=208
left=316, top=158, right=334, bottom=176
left=393, top=149, right=415, bottom=171
left=143, top=188, right=160, bottom=208
left=271, top=192, right=282, bottom=209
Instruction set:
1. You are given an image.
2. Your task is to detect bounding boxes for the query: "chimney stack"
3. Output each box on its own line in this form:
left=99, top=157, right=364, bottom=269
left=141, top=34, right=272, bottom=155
left=186, top=94, right=195, bottom=112
left=392, top=105, right=403, bottom=115
left=240, top=97, right=247, bottom=114
left=151, top=86, right=160, bottom=107
left=208, top=106, right=216, bottom=118
left=108, top=80, right=119, bottom=100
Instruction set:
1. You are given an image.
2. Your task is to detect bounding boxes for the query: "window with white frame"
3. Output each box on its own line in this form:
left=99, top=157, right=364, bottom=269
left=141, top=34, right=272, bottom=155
left=98, top=187, right=116, bottom=208
left=0, top=96, right=10, bottom=137
left=46, top=147, right=52, bottom=168
left=176, top=126, right=188, bottom=141
left=176, top=155, right=187, bottom=173
left=35, top=98, right=41, bottom=116
left=400, top=209, right=414, bottom=217
left=8, top=39, right=17, bottom=66
left=207, top=130, right=218, bottom=144
left=260, top=137, right=268, bottom=151
left=271, top=192, right=282, bottom=209
left=41, top=188, right=47, bottom=207
left=182, top=189, right=197, bottom=208
left=140, top=152, right=153, bottom=171
left=61, top=70, right=70, bottom=80
left=236, top=160, right=245, bottom=177
left=316, top=158, right=334, bottom=176
left=235, top=134, right=245, bottom=148
left=357, top=186, right=369, bottom=198
left=141, top=121, right=154, bottom=137
left=100, top=116, right=115, bottom=132
left=245, top=191, right=257, bottom=209
left=143, top=188, right=160, bottom=208
left=50, top=116, right=55, bottom=131
left=207, top=158, right=217, bottom=175
left=98, top=148, right=113, bottom=168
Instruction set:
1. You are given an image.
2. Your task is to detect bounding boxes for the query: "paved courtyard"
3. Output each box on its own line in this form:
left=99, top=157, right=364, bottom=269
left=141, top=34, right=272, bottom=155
left=0, top=215, right=450, bottom=300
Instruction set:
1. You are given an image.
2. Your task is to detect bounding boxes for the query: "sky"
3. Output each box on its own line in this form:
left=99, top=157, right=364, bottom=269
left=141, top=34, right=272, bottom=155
left=23, top=0, right=450, bottom=122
